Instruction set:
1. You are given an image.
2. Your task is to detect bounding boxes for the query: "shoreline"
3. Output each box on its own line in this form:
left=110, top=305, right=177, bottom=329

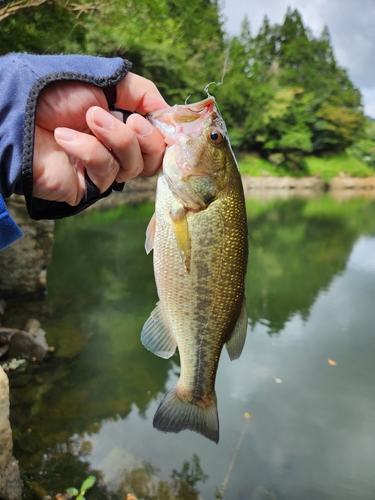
left=94, top=174, right=375, bottom=209
left=241, top=173, right=375, bottom=192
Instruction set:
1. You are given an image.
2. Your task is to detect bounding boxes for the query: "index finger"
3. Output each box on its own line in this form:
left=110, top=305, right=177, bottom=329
left=115, top=72, right=168, bottom=115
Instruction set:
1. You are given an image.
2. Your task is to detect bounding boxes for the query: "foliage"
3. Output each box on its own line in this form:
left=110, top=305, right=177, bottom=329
left=114, top=454, right=208, bottom=500
left=237, top=152, right=373, bottom=180
left=216, top=9, right=366, bottom=170
left=246, top=195, right=375, bottom=334
left=237, top=154, right=292, bottom=177
left=0, top=1, right=88, bottom=54
left=305, top=152, right=373, bottom=182
left=64, top=476, right=96, bottom=500
left=51, top=476, right=96, bottom=500
left=347, top=118, right=375, bottom=169
left=171, top=453, right=208, bottom=487
left=0, top=1, right=367, bottom=171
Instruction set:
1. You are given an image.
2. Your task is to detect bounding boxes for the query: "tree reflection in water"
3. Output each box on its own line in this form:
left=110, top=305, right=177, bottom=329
left=246, top=195, right=375, bottom=334
left=115, top=453, right=207, bottom=500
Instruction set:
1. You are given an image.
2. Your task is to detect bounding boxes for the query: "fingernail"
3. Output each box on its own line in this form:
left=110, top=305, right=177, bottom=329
left=55, top=128, right=77, bottom=142
left=92, top=107, right=114, bottom=130
left=132, top=116, right=153, bottom=137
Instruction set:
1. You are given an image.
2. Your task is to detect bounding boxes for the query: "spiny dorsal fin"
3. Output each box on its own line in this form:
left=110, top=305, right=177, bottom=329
left=141, top=302, right=177, bottom=359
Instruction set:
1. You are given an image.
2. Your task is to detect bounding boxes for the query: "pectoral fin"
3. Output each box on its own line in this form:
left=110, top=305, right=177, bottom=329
left=170, top=207, right=191, bottom=273
left=145, top=212, right=156, bottom=254
left=141, top=302, right=177, bottom=359
left=226, top=298, right=248, bottom=361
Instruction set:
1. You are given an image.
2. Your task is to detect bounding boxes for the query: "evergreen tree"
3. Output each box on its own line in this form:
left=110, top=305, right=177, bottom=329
left=0, top=2, right=366, bottom=163
left=221, top=8, right=365, bottom=164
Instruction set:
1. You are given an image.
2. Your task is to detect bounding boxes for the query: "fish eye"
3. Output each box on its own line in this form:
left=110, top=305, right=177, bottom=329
left=208, top=128, right=223, bottom=146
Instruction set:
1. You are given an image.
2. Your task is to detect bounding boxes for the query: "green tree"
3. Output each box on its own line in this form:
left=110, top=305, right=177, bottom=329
left=0, top=0, right=225, bottom=103
left=0, top=0, right=88, bottom=54
left=218, top=8, right=365, bottom=166
left=347, top=118, right=375, bottom=168
left=0, top=2, right=366, bottom=162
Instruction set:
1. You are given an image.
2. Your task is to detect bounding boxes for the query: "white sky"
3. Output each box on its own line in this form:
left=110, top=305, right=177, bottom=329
left=222, top=0, right=375, bottom=117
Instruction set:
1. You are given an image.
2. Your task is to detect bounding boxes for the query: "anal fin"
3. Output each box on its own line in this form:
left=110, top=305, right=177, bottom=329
left=226, top=298, right=248, bottom=361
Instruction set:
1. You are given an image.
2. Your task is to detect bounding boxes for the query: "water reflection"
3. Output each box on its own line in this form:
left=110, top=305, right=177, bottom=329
left=101, top=451, right=208, bottom=500
left=246, top=195, right=375, bottom=334
left=4, top=194, right=375, bottom=499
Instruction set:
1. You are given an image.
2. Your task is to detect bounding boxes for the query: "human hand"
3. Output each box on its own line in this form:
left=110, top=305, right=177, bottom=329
left=33, top=73, right=168, bottom=205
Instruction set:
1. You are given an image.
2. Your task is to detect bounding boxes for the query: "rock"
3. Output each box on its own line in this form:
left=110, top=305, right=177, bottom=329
left=0, top=367, right=22, bottom=500
left=0, top=329, right=20, bottom=341
left=23, top=318, right=43, bottom=338
left=90, top=177, right=157, bottom=211
left=0, top=345, right=9, bottom=360
left=0, top=329, right=23, bottom=361
left=241, top=174, right=375, bottom=194
left=0, top=320, right=50, bottom=363
left=0, top=300, right=6, bottom=316
left=268, top=153, right=285, bottom=165
left=0, top=195, right=54, bottom=299
left=7, top=326, right=50, bottom=364
left=330, top=175, right=375, bottom=190
left=242, top=175, right=326, bottom=194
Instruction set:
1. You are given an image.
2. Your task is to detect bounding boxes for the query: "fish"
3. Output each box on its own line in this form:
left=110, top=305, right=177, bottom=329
left=141, top=96, right=248, bottom=443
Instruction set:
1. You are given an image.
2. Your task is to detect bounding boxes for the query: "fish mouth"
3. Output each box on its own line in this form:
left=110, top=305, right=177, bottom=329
left=178, top=97, right=216, bottom=122
left=147, top=97, right=221, bottom=147
left=148, top=97, right=216, bottom=124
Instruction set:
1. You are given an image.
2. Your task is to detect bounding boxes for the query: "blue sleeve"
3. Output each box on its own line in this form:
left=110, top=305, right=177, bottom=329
left=0, top=194, right=23, bottom=250
left=0, top=53, right=131, bottom=222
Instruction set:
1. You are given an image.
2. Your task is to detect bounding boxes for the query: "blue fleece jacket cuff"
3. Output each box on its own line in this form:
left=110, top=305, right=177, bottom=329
left=0, top=194, right=23, bottom=250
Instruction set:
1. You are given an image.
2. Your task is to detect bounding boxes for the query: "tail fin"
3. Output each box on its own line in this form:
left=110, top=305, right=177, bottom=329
left=153, top=386, right=219, bottom=443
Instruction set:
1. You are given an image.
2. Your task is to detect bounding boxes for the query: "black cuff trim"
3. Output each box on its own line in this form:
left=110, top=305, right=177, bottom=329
left=22, top=59, right=131, bottom=220
left=103, top=85, right=117, bottom=107
left=29, top=177, right=125, bottom=221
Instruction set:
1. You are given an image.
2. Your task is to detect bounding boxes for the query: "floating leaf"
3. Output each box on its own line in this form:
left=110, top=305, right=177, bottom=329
left=66, top=488, right=79, bottom=496
left=328, top=359, right=337, bottom=366
left=81, top=476, right=96, bottom=493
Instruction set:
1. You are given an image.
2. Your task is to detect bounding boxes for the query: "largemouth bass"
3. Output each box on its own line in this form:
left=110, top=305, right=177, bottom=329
left=142, top=97, right=248, bottom=443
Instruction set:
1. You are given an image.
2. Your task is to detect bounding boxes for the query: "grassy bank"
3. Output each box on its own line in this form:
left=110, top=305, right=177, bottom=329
left=237, top=153, right=374, bottom=182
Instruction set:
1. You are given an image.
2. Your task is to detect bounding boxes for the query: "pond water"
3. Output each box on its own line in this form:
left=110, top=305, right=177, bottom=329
left=4, top=192, right=375, bottom=500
